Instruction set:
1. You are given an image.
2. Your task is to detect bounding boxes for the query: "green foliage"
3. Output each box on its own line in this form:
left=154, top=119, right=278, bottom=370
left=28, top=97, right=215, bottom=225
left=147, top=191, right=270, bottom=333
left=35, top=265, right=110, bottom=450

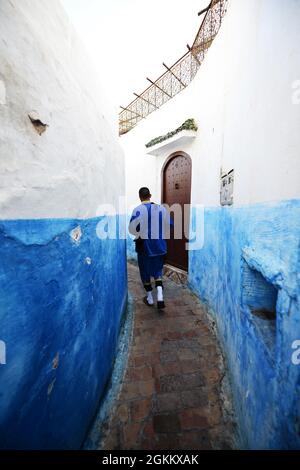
left=145, top=118, right=198, bottom=148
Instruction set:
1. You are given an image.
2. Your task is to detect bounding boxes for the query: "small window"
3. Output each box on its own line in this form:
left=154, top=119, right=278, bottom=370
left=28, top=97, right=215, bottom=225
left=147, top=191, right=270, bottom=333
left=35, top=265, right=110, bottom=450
left=220, top=169, right=234, bottom=206
left=242, top=260, right=278, bottom=355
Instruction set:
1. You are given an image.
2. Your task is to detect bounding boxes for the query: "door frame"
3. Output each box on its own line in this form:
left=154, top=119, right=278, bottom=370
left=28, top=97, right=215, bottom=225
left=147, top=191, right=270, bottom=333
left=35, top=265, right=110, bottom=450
left=161, top=151, right=192, bottom=271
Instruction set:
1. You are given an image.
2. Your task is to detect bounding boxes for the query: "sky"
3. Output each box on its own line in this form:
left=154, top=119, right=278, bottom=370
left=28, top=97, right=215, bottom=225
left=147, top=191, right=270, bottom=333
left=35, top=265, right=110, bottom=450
left=61, top=0, right=208, bottom=112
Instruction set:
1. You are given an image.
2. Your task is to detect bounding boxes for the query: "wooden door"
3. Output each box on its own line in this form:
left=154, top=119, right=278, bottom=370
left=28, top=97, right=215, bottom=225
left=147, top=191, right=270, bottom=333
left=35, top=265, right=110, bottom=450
left=162, top=152, right=191, bottom=271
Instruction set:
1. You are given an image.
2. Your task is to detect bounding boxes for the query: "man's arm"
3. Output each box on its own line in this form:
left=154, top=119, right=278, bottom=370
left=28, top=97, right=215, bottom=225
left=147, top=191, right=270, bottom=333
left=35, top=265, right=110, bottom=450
left=128, top=208, right=140, bottom=237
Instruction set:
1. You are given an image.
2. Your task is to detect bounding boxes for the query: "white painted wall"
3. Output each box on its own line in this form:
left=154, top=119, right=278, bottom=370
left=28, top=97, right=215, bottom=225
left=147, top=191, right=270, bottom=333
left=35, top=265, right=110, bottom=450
left=122, top=0, right=300, bottom=209
left=0, top=0, right=124, bottom=219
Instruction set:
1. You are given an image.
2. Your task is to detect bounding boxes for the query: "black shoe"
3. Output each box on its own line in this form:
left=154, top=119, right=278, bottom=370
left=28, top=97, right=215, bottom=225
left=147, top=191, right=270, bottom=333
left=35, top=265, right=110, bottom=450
left=157, top=300, right=165, bottom=309
left=143, top=296, right=154, bottom=307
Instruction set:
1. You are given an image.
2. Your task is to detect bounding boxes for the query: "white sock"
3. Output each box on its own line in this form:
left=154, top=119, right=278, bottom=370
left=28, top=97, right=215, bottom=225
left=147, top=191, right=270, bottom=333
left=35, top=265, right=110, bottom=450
left=157, top=286, right=164, bottom=302
left=147, top=291, right=154, bottom=305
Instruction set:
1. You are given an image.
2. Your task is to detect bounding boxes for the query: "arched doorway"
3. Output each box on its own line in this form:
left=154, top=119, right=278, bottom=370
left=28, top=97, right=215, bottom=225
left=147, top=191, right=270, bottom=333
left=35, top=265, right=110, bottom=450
left=162, top=151, right=192, bottom=271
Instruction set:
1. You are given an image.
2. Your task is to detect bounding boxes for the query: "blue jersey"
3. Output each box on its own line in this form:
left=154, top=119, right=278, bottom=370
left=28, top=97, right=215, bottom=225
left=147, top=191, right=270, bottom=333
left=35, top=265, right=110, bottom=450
left=129, top=202, right=171, bottom=257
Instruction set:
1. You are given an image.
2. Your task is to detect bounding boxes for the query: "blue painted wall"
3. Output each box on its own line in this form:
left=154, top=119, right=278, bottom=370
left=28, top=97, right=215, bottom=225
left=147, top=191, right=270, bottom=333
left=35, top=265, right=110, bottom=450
left=189, top=199, right=300, bottom=449
left=0, top=216, right=127, bottom=449
left=127, top=235, right=137, bottom=261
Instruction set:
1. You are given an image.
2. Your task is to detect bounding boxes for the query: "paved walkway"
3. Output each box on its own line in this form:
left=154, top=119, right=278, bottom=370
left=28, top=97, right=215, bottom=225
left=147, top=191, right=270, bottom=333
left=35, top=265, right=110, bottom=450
left=102, top=263, right=235, bottom=450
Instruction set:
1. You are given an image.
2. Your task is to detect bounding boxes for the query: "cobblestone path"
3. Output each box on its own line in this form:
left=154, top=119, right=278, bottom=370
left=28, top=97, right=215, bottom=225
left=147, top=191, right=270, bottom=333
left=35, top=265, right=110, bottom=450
left=102, top=263, right=235, bottom=450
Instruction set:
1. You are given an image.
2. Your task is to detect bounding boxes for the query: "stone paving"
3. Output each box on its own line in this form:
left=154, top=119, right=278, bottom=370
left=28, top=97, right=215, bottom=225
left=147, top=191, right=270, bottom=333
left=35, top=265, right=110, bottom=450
left=102, top=263, right=235, bottom=450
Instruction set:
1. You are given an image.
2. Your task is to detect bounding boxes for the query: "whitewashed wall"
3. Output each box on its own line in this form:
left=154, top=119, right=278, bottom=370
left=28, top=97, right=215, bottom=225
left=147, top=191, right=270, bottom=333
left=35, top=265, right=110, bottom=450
left=122, top=0, right=300, bottom=209
left=0, top=0, right=124, bottom=219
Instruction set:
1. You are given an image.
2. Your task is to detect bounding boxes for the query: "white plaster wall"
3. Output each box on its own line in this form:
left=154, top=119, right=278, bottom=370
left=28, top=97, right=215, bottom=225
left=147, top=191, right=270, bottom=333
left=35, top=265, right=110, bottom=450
left=122, top=0, right=300, bottom=209
left=0, top=0, right=124, bottom=219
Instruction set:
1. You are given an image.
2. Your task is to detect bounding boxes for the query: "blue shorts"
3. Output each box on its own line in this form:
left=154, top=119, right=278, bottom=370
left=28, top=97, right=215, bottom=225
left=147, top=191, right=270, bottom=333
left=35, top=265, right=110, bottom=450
left=137, top=253, right=164, bottom=284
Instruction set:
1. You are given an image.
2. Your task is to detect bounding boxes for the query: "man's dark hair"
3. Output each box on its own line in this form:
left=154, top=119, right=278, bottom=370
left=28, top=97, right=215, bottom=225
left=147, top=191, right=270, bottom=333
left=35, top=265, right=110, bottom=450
left=139, top=187, right=151, bottom=200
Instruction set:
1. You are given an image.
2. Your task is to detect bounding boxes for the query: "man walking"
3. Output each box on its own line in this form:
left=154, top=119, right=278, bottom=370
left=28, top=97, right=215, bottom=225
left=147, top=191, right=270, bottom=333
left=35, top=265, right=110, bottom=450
left=129, top=187, right=171, bottom=309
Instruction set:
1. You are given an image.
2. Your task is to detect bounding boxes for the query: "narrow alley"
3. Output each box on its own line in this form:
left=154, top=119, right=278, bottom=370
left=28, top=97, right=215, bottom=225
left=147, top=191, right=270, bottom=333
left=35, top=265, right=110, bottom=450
left=100, top=263, right=235, bottom=450
left=1, top=0, right=300, bottom=456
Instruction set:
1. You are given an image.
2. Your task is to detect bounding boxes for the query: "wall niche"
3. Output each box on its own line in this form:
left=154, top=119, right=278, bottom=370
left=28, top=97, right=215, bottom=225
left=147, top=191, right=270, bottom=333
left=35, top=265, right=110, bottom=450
left=242, top=259, right=278, bottom=356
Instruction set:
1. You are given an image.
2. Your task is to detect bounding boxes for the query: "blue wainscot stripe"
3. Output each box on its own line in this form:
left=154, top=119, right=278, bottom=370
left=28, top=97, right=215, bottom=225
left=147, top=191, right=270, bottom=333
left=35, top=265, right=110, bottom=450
left=189, top=199, right=300, bottom=450
left=0, top=215, right=127, bottom=449
left=127, top=235, right=137, bottom=261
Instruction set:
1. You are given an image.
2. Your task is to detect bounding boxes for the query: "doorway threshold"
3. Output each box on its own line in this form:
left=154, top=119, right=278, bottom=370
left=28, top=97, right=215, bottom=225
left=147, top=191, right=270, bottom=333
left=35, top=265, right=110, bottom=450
left=164, top=264, right=188, bottom=285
